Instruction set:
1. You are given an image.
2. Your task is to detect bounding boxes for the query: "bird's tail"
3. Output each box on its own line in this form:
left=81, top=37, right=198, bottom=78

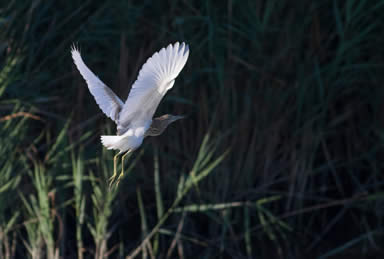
left=100, top=135, right=122, bottom=150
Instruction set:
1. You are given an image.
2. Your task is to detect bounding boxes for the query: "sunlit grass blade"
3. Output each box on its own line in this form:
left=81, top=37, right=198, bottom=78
left=71, top=150, right=86, bottom=259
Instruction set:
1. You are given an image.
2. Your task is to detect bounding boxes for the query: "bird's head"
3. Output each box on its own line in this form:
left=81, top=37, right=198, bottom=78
left=145, top=114, right=185, bottom=137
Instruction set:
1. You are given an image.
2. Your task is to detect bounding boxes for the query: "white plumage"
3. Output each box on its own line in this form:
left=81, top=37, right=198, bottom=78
left=71, top=49, right=124, bottom=123
left=119, top=42, right=189, bottom=129
left=71, top=42, right=189, bottom=154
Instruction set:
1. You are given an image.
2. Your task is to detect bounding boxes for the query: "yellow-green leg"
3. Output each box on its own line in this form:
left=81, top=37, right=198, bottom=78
left=116, top=150, right=131, bottom=186
left=108, top=153, right=120, bottom=187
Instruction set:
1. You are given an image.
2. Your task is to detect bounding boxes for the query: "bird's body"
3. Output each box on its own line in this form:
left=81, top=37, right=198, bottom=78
left=101, top=123, right=149, bottom=153
left=71, top=42, right=189, bottom=185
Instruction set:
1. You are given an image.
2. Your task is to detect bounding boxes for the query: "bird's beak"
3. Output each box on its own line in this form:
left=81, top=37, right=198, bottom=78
left=172, top=115, right=185, bottom=122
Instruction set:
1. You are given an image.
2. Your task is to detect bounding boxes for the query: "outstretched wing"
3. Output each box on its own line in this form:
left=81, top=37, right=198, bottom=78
left=117, top=42, right=189, bottom=133
left=71, top=46, right=124, bottom=123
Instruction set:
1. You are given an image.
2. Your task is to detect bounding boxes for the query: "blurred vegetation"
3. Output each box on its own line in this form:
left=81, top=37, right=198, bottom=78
left=1, top=0, right=384, bottom=258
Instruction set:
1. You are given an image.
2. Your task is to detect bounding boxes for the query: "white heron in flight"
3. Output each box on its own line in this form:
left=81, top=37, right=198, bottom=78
left=71, top=42, right=189, bottom=185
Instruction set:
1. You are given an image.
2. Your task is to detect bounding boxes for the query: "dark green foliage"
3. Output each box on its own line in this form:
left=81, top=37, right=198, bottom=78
left=1, top=0, right=384, bottom=258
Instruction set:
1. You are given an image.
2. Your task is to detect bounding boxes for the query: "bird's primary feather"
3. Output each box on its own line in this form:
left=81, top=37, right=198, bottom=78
left=71, top=46, right=124, bottom=123
left=117, top=42, right=189, bottom=134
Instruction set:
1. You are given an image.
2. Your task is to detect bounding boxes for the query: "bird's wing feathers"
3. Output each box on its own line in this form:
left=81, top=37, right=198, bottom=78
left=71, top=46, right=124, bottom=123
left=118, top=42, right=189, bottom=130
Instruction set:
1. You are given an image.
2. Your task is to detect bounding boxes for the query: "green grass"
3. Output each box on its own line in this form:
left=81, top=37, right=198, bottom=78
left=1, top=0, right=384, bottom=258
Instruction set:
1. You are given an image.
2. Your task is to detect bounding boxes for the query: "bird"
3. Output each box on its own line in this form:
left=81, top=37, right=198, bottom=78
left=71, top=42, right=189, bottom=186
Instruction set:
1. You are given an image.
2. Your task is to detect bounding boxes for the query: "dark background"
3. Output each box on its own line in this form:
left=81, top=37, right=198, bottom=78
left=1, top=0, right=384, bottom=258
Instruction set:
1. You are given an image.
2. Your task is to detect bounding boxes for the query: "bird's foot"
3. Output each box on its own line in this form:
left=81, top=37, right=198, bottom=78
left=115, top=172, right=124, bottom=187
left=109, top=153, right=120, bottom=188
left=108, top=172, right=118, bottom=188
left=114, top=163, right=126, bottom=187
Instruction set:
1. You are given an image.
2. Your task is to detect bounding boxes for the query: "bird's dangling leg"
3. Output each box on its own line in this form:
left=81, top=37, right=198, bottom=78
left=108, top=153, right=120, bottom=187
left=116, top=150, right=132, bottom=186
